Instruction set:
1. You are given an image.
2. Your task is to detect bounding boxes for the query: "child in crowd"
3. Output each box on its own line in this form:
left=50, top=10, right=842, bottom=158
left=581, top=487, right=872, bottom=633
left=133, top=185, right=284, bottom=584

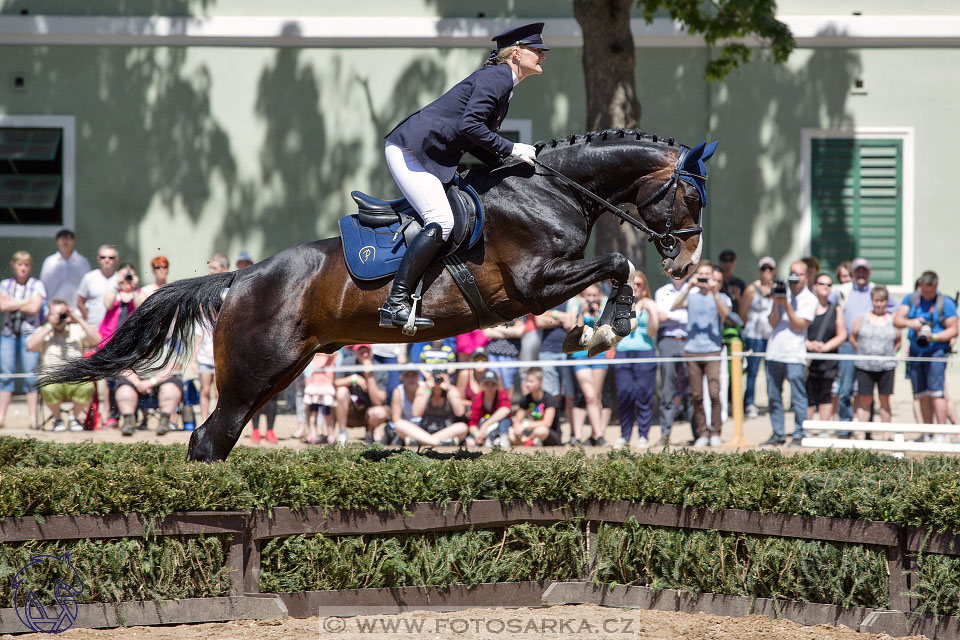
left=302, top=351, right=337, bottom=444
left=467, top=370, right=512, bottom=448
left=510, top=367, right=561, bottom=446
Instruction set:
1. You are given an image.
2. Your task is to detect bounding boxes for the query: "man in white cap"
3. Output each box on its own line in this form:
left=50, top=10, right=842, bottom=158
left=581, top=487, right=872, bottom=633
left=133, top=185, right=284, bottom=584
left=236, top=251, right=253, bottom=270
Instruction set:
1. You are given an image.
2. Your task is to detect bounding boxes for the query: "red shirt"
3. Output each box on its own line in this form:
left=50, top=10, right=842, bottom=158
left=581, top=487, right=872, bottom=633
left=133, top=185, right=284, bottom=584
left=468, top=390, right=511, bottom=427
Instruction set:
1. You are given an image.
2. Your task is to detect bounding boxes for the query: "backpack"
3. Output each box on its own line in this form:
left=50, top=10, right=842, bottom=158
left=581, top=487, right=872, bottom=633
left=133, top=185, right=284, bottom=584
left=908, top=291, right=944, bottom=327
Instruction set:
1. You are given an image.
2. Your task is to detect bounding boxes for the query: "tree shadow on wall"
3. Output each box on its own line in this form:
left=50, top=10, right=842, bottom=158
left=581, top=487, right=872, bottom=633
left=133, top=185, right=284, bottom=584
left=0, top=0, right=215, bottom=16
left=707, top=39, right=861, bottom=270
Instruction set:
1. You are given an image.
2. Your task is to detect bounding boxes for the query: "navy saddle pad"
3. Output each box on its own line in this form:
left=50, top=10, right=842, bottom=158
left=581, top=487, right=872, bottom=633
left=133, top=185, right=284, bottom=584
left=339, top=181, right=483, bottom=281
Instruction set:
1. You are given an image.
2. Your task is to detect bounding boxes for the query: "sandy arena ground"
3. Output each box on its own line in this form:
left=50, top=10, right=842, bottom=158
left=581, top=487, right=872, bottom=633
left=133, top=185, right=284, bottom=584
left=0, top=604, right=931, bottom=640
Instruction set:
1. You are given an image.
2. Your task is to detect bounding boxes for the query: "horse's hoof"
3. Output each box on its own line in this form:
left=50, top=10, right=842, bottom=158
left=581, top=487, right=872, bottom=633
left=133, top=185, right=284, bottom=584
left=587, top=325, right=618, bottom=357
left=562, top=327, right=585, bottom=354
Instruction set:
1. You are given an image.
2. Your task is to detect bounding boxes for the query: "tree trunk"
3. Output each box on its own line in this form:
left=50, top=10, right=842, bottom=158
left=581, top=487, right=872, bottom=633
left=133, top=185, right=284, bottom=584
left=573, top=0, right=647, bottom=273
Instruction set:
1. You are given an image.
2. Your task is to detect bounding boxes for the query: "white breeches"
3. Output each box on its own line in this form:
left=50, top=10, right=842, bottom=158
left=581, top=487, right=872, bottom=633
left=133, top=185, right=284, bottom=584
left=384, top=142, right=454, bottom=241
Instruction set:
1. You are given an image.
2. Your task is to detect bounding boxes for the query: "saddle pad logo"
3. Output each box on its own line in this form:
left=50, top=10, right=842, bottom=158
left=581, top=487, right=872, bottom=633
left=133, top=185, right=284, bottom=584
left=358, top=246, right=375, bottom=264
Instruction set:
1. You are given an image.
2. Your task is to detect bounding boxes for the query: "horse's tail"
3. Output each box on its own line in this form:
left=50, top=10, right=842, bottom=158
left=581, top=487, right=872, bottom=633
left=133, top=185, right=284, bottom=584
left=39, top=271, right=238, bottom=386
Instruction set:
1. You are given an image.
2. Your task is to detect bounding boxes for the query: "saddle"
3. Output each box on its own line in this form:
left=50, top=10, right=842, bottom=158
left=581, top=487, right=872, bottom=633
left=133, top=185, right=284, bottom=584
left=338, top=178, right=503, bottom=329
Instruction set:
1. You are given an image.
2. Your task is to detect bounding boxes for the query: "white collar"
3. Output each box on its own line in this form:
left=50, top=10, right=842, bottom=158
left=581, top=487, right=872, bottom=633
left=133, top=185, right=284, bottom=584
left=511, top=69, right=520, bottom=87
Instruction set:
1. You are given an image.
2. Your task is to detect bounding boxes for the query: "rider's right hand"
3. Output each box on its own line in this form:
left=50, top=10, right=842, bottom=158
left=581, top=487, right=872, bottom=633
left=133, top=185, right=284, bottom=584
left=510, top=143, right=537, bottom=166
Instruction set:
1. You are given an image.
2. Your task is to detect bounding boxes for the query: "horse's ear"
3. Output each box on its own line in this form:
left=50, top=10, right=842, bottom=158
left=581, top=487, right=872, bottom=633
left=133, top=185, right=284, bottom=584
left=701, top=141, right=719, bottom=163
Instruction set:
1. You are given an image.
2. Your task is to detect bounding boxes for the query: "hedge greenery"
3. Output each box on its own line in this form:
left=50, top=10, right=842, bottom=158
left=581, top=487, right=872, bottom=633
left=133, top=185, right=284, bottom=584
left=3, top=438, right=960, bottom=614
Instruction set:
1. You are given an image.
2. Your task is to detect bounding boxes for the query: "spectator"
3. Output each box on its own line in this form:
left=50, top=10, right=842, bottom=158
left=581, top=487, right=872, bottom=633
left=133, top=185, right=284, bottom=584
left=894, top=271, right=958, bottom=426
left=762, top=260, right=817, bottom=446
left=115, top=364, right=183, bottom=436
left=654, top=273, right=690, bottom=446
left=386, top=369, right=424, bottom=446
left=251, top=397, right=279, bottom=444
left=802, top=256, right=820, bottom=295
left=418, top=339, right=455, bottom=369
left=39, top=229, right=90, bottom=310
left=140, top=255, right=170, bottom=299
left=456, top=347, right=489, bottom=403
left=534, top=304, right=575, bottom=431
left=192, top=318, right=217, bottom=423
left=707, top=264, right=738, bottom=426
left=828, top=258, right=894, bottom=426
left=568, top=284, right=609, bottom=446
left=0, top=251, right=45, bottom=429
left=372, top=342, right=406, bottom=399
left=26, top=300, right=99, bottom=431
left=509, top=367, right=562, bottom=446
left=484, top=318, right=525, bottom=395
left=805, top=273, right=847, bottom=421
left=410, top=337, right=455, bottom=366
left=235, top=250, right=254, bottom=270
left=672, top=261, right=729, bottom=446
left=77, top=244, right=119, bottom=329
left=835, top=261, right=853, bottom=285
left=717, top=249, right=745, bottom=310
left=333, top=344, right=389, bottom=444
left=408, top=369, right=467, bottom=446
left=301, top=351, right=337, bottom=444
left=612, top=270, right=658, bottom=449
left=851, top=285, right=899, bottom=434
left=100, top=263, right=143, bottom=343
left=739, top=257, right=776, bottom=419
left=467, top=370, right=511, bottom=448
left=455, top=330, right=489, bottom=363
left=518, top=313, right=542, bottom=380
left=208, top=253, right=229, bottom=273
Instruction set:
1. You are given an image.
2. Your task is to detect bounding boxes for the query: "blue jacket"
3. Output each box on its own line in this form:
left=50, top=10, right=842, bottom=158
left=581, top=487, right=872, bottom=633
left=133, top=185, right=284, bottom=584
left=385, top=63, right=515, bottom=184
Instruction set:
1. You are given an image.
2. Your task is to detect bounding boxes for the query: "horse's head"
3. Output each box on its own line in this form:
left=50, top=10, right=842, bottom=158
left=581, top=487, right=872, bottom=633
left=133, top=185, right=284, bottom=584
left=628, top=141, right=718, bottom=279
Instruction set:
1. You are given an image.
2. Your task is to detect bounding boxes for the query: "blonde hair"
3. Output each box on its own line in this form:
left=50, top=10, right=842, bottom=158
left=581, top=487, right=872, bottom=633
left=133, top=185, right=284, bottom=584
left=10, top=250, right=32, bottom=266
left=632, top=270, right=653, bottom=300
left=484, top=45, right=518, bottom=66
left=871, top=284, right=889, bottom=301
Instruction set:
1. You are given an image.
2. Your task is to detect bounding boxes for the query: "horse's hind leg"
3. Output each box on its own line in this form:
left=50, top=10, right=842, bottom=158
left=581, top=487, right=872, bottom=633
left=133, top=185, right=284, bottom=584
left=187, top=337, right=311, bottom=462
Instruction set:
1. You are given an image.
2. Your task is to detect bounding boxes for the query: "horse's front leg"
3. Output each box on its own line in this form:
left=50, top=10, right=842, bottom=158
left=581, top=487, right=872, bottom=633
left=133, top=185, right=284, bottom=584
left=539, top=254, right=636, bottom=356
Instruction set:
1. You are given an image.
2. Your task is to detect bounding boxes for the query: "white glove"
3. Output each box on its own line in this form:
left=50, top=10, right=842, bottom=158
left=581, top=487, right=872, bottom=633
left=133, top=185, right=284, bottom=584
left=510, top=142, right=537, bottom=166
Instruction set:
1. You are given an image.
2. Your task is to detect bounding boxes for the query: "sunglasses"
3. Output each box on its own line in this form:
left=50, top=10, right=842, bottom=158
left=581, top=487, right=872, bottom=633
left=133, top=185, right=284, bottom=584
left=152, top=265, right=168, bottom=270
left=760, top=265, right=774, bottom=271
left=98, top=255, right=117, bottom=260
left=816, top=281, right=832, bottom=287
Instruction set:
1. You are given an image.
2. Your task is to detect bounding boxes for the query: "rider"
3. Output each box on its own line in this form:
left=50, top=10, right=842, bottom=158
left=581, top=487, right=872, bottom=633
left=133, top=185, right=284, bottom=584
left=378, top=23, right=548, bottom=330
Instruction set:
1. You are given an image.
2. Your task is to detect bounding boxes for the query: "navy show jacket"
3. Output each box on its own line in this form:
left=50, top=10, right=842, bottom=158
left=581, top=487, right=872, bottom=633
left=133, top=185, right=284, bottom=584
left=385, top=63, right=516, bottom=184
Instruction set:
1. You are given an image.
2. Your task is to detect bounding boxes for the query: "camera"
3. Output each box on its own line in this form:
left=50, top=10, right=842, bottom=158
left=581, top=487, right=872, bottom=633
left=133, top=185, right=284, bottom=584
left=124, top=273, right=134, bottom=282
left=696, top=277, right=710, bottom=284
left=57, top=312, right=69, bottom=323
left=771, top=278, right=788, bottom=297
left=432, top=373, right=445, bottom=384
left=916, top=322, right=935, bottom=347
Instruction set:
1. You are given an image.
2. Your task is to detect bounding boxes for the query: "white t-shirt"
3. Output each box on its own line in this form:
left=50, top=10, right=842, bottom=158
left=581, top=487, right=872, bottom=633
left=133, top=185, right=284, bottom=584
left=40, top=250, right=91, bottom=306
left=766, top=287, right=818, bottom=364
left=654, top=283, right=688, bottom=339
left=76, top=269, right=118, bottom=329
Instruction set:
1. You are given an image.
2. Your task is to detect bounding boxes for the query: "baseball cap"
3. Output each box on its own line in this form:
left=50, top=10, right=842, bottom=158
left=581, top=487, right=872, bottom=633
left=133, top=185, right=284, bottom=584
left=758, top=256, right=776, bottom=269
left=349, top=344, right=372, bottom=351
left=55, top=228, right=75, bottom=239
left=852, top=257, right=871, bottom=271
left=719, top=249, right=736, bottom=261
left=472, top=346, right=489, bottom=361
left=236, top=250, right=253, bottom=263
left=480, top=370, right=500, bottom=385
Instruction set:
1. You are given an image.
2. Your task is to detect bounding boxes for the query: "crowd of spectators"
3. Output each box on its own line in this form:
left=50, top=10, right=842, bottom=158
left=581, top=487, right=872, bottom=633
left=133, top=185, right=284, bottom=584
left=1, top=232, right=957, bottom=450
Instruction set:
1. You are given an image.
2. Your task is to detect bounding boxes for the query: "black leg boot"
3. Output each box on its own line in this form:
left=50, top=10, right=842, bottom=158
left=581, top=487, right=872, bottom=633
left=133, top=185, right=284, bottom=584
left=379, top=223, right=446, bottom=330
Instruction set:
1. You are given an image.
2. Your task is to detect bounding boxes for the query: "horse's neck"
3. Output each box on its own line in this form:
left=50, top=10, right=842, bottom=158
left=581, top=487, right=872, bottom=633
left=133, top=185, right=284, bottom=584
left=548, top=143, right=669, bottom=198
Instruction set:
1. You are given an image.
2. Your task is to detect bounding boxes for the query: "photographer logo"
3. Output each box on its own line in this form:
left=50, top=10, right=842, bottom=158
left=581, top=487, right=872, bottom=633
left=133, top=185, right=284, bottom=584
left=12, top=553, right=85, bottom=634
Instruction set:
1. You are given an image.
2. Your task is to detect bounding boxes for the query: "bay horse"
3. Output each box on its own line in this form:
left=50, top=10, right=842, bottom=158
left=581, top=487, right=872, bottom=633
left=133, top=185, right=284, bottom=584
left=42, top=129, right=715, bottom=462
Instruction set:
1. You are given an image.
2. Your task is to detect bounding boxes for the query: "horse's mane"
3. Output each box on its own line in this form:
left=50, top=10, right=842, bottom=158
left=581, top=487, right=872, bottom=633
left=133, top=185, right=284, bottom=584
left=532, top=128, right=678, bottom=154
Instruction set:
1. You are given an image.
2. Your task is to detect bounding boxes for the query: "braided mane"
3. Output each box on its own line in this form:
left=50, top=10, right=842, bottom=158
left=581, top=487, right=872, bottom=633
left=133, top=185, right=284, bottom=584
left=533, top=128, right=677, bottom=153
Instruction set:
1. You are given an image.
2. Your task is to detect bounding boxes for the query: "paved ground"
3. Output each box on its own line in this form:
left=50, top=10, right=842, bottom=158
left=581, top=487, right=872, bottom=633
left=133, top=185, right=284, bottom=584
left=2, top=363, right=957, bottom=453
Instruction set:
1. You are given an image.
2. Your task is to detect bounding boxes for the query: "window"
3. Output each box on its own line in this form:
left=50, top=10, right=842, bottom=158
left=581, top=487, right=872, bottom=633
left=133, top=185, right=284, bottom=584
left=460, top=118, right=532, bottom=171
left=802, top=128, right=914, bottom=289
left=0, top=115, right=75, bottom=237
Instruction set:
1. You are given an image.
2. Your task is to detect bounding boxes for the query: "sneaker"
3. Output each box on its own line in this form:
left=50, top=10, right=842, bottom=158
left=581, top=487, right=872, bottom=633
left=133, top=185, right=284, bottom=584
left=105, top=417, right=118, bottom=429
left=68, top=417, right=84, bottom=432
left=745, top=404, right=759, bottom=419
left=250, top=429, right=262, bottom=443
left=593, top=436, right=607, bottom=447
left=636, top=436, right=649, bottom=447
left=568, top=437, right=581, bottom=446
left=156, top=421, right=168, bottom=436
left=759, top=436, right=786, bottom=446
left=613, top=437, right=628, bottom=450
left=655, top=435, right=670, bottom=447
left=53, top=419, right=66, bottom=432
left=693, top=436, right=710, bottom=447
left=709, top=435, right=723, bottom=447
left=438, top=437, right=459, bottom=446
left=787, top=438, right=804, bottom=447
left=120, top=416, right=136, bottom=437
left=490, top=436, right=510, bottom=450
left=265, top=430, right=278, bottom=444
left=336, top=429, right=349, bottom=445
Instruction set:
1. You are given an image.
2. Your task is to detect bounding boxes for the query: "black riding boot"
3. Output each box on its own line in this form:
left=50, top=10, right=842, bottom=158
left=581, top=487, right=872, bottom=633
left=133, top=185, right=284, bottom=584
left=379, top=223, right=446, bottom=330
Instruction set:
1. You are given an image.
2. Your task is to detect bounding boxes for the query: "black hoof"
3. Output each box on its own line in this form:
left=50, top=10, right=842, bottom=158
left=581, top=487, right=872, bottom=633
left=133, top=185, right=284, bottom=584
left=562, top=326, right=586, bottom=354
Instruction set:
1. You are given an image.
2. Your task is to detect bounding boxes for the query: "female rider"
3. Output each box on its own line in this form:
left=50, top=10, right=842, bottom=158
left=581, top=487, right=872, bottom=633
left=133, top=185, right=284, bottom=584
left=379, top=23, right=548, bottom=329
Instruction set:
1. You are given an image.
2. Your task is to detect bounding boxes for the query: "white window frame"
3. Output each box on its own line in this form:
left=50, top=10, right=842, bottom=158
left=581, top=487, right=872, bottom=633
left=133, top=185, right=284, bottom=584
left=800, top=126, right=914, bottom=293
left=501, top=118, right=532, bottom=144
left=0, top=114, right=75, bottom=238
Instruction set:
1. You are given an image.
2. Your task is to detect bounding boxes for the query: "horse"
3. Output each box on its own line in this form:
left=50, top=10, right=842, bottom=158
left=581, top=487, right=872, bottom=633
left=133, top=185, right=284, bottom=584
left=41, top=129, right=716, bottom=462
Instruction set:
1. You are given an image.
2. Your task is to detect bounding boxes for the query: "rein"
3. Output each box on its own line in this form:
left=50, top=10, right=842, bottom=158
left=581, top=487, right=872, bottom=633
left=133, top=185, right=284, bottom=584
left=533, top=150, right=705, bottom=259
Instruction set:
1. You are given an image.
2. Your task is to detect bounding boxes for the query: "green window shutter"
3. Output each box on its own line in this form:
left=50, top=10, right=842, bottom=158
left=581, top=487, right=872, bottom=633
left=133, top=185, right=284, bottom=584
left=811, top=138, right=902, bottom=285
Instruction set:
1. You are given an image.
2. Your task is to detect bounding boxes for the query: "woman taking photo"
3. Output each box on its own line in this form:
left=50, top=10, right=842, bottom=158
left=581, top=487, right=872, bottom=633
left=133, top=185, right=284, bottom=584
left=379, top=23, right=547, bottom=329
left=612, top=270, right=659, bottom=449
left=738, top=256, right=776, bottom=419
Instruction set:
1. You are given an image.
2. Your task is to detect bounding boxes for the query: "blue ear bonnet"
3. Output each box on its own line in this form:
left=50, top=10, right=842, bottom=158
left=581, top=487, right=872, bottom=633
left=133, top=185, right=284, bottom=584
left=676, top=141, right=718, bottom=206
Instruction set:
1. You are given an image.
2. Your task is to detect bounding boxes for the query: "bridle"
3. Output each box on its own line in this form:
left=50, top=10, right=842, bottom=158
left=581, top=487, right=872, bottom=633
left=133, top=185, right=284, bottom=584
left=533, top=146, right=705, bottom=259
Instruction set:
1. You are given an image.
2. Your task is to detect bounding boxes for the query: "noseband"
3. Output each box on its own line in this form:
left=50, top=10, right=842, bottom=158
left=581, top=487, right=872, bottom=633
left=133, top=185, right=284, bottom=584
left=534, top=146, right=705, bottom=259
